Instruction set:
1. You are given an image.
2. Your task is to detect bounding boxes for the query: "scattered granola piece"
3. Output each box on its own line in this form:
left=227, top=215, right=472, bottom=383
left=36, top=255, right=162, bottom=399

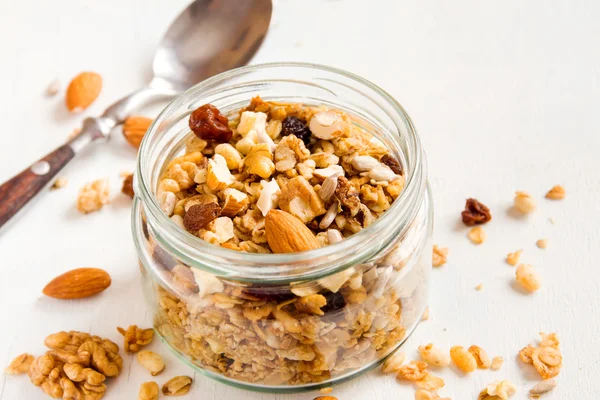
left=138, top=381, right=159, bottom=400
left=475, top=283, right=484, bottom=291
left=461, top=198, right=492, bottom=226
left=314, top=397, right=338, bottom=400
left=136, top=351, right=165, bottom=376
left=319, top=387, right=334, bottom=394
left=76, top=178, right=110, bottom=213
left=122, top=173, right=134, bottom=198
left=51, top=177, right=68, bottom=190
left=514, top=191, right=537, bottom=213
left=529, top=379, right=557, bottom=397
left=491, top=356, right=504, bottom=370
left=536, top=239, right=548, bottom=249
left=4, top=353, right=34, bottom=374
left=515, top=264, right=541, bottom=292
left=396, top=360, right=428, bottom=381
left=117, top=325, right=154, bottom=352
left=162, top=375, right=192, bottom=396
left=415, top=373, right=445, bottom=391
left=478, top=380, right=517, bottom=400
left=418, top=344, right=451, bottom=367
left=468, top=345, right=491, bottom=369
left=415, top=390, right=448, bottom=400
left=432, top=245, right=448, bottom=267
left=450, top=346, right=477, bottom=373
left=382, top=351, right=406, bottom=374
left=519, top=332, right=562, bottom=379
left=46, top=79, right=60, bottom=96
left=506, top=250, right=522, bottom=266
left=545, top=185, right=565, bottom=200
left=467, top=226, right=486, bottom=244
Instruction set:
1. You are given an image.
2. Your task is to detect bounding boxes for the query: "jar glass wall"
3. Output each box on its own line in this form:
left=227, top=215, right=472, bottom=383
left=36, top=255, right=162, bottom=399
left=133, top=63, right=433, bottom=392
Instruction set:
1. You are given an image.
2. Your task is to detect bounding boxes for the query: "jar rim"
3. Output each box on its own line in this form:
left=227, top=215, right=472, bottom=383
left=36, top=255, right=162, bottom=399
left=134, top=62, right=426, bottom=282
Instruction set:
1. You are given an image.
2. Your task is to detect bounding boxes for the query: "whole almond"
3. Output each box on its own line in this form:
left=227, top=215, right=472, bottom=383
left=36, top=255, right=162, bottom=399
left=265, top=209, right=320, bottom=253
left=43, top=268, right=111, bottom=299
left=123, top=116, right=153, bottom=148
left=65, top=72, right=102, bottom=112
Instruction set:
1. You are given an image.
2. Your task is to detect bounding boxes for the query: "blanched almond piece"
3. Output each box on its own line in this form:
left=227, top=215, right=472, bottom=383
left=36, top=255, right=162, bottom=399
left=221, top=188, right=248, bottom=217
left=265, top=210, right=320, bottom=253
left=207, top=154, right=234, bottom=191
left=278, top=176, right=325, bottom=223
left=257, top=179, right=280, bottom=216
left=309, top=111, right=347, bottom=140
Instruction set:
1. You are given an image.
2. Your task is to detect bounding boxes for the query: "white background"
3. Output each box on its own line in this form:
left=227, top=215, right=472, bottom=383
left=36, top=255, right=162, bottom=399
left=1, top=0, right=599, bottom=399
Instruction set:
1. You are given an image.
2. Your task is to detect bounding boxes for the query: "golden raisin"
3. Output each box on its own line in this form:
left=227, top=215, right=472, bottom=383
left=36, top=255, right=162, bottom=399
left=122, top=173, right=134, bottom=198
left=189, top=104, right=232, bottom=142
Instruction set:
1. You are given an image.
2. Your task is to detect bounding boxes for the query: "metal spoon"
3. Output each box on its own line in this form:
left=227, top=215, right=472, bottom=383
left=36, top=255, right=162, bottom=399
left=0, top=0, right=272, bottom=229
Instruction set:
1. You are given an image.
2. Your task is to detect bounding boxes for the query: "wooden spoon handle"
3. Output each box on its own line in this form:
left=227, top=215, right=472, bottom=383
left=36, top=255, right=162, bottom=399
left=0, top=144, right=74, bottom=228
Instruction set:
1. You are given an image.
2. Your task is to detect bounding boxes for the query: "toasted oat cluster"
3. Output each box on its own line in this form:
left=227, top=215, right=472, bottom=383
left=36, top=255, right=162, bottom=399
left=156, top=97, right=405, bottom=253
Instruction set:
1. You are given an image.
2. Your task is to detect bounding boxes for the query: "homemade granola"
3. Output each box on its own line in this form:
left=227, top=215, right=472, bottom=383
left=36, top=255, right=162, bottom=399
left=143, top=98, right=430, bottom=386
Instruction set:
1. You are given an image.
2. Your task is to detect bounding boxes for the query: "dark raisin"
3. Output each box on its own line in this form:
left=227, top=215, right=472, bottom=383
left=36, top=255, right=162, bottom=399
left=152, top=245, right=177, bottom=271
left=282, top=116, right=312, bottom=145
left=321, top=291, right=347, bottom=314
left=381, top=154, right=403, bottom=175
left=189, top=104, right=232, bottom=143
left=121, top=173, right=134, bottom=198
left=461, top=198, right=492, bottom=226
left=183, top=203, right=221, bottom=232
left=243, top=285, right=295, bottom=302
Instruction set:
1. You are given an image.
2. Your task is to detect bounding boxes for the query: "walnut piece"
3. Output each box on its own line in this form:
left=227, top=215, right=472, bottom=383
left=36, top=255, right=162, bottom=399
left=5, top=353, right=34, bottom=374
left=461, top=198, right=492, bottom=226
left=76, top=179, right=110, bottom=213
left=334, top=176, right=360, bottom=217
left=244, top=143, right=275, bottom=179
left=275, top=134, right=310, bottom=172
left=162, top=375, right=193, bottom=396
left=117, top=325, right=154, bottom=353
left=278, top=176, right=326, bottom=223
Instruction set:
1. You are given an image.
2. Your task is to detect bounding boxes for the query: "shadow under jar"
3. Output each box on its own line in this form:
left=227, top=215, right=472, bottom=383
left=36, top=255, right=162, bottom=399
left=132, top=63, right=433, bottom=393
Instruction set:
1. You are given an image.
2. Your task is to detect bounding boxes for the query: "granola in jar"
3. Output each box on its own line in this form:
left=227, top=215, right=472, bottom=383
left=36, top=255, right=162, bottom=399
left=133, top=64, right=432, bottom=391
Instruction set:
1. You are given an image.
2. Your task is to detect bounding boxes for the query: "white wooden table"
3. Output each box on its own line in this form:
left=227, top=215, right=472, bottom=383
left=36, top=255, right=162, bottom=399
left=1, top=0, right=599, bottom=398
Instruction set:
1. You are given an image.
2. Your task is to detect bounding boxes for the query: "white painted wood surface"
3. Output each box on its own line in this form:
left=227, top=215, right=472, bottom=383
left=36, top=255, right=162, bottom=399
left=1, top=0, right=599, bottom=398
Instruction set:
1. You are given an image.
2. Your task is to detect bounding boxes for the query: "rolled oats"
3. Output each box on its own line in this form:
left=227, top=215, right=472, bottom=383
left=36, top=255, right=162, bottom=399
left=381, top=351, right=406, bottom=374
left=415, top=373, right=445, bottom=391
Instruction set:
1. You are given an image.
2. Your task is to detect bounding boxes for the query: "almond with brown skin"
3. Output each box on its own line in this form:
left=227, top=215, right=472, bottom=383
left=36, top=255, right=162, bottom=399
left=43, top=268, right=111, bottom=299
left=265, top=209, right=320, bottom=253
left=123, top=116, right=153, bottom=148
left=65, top=72, right=102, bottom=112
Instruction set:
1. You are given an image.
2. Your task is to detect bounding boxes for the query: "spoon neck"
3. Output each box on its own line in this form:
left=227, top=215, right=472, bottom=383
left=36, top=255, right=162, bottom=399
left=102, top=85, right=180, bottom=124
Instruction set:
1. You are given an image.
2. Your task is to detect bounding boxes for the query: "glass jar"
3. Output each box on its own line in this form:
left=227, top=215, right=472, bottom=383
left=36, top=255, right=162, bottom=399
left=132, top=63, right=432, bottom=392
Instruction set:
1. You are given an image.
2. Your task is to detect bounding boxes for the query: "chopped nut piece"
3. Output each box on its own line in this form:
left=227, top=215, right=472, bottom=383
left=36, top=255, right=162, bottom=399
left=514, top=191, right=537, bottom=213
left=468, top=345, right=491, bottom=369
left=136, top=351, right=165, bottom=376
left=183, top=203, right=221, bottom=232
left=314, top=397, right=338, bottom=400
left=382, top=351, right=406, bottom=374
left=515, top=264, right=541, bottom=292
left=335, top=176, right=360, bottom=216
left=162, top=375, right=192, bottom=396
left=418, top=344, right=451, bottom=367
left=461, top=198, right=492, bottom=226
left=319, top=387, right=333, bottom=394
left=221, top=188, right=249, bottom=217
left=475, top=283, right=484, bottom=291
left=309, top=111, right=347, bottom=140
left=275, top=134, right=310, bottom=172
left=506, top=250, right=522, bottom=266
left=46, top=79, right=60, bottom=96
left=491, top=356, right=504, bottom=370
left=138, top=381, right=159, bottom=400
left=5, top=353, right=34, bottom=374
left=432, top=245, right=448, bottom=267
left=467, top=226, right=486, bottom=244
left=77, top=179, right=110, bottom=213
left=478, top=380, right=517, bottom=400
left=396, top=360, right=428, bottom=381
left=278, top=176, right=326, bottom=223
left=51, top=177, right=68, bottom=190
left=244, top=143, right=275, bottom=179
left=238, top=111, right=268, bottom=136
left=257, top=179, right=280, bottom=216
left=529, top=379, right=557, bottom=396
left=207, top=154, right=234, bottom=190
left=215, top=143, right=242, bottom=170
left=122, top=173, right=134, bottom=198
left=202, top=216, right=234, bottom=244
left=450, top=346, right=477, bottom=373
left=415, top=373, right=445, bottom=391
left=117, top=325, right=154, bottom=352
left=545, top=185, right=565, bottom=200
left=536, top=239, right=548, bottom=249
